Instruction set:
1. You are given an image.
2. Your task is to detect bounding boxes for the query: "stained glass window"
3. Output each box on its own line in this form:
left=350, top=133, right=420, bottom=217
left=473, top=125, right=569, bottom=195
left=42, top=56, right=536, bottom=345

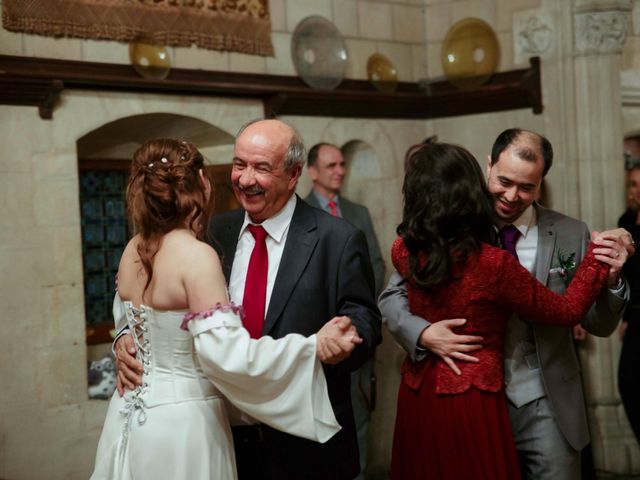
left=79, top=170, right=129, bottom=325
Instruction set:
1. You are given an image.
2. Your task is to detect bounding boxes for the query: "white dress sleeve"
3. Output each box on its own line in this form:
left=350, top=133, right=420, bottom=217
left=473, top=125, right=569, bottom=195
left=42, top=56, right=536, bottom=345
left=183, top=305, right=341, bottom=444
left=112, top=292, right=127, bottom=333
left=110, top=293, right=129, bottom=356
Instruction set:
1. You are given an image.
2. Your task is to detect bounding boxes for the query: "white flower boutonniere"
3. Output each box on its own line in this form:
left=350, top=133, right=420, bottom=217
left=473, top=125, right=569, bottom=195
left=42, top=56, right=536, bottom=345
left=549, top=249, right=577, bottom=285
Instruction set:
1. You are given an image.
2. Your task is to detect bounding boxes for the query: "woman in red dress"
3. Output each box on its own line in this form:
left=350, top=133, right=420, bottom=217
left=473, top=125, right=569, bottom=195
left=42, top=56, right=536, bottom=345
left=390, top=142, right=609, bottom=480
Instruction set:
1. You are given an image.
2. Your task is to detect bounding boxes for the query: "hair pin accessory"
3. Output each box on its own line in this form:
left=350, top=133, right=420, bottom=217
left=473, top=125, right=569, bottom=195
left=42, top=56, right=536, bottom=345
left=161, top=157, right=168, bottom=164
left=148, top=162, right=154, bottom=168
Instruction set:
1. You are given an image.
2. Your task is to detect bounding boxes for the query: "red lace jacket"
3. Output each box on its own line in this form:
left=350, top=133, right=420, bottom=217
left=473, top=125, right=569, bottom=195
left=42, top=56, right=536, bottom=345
left=392, top=238, right=608, bottom=395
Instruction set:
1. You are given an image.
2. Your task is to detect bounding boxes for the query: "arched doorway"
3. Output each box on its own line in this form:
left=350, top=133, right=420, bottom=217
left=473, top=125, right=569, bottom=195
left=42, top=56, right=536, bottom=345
left=78, top=113, right=238, bottom=346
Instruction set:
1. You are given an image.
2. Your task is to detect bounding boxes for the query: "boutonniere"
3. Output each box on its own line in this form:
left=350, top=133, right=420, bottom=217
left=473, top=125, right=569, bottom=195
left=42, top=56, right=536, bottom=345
left=549, top=249, right=576, bottom=285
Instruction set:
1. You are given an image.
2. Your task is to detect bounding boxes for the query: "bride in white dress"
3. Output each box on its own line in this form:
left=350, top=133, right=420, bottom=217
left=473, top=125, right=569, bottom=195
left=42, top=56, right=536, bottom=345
left=90, top=139, right=359, bottom=480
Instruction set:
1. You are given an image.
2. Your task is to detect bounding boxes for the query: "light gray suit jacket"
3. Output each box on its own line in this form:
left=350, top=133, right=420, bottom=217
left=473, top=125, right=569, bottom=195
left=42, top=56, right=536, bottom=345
left=379, top=204, right=627, bottom=450
left=305, top=191, right=386, bottom=296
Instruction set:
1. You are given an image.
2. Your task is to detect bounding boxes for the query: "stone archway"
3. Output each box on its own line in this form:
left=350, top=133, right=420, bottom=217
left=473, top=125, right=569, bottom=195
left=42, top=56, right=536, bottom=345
left=77, top=112, right=239, bottom=346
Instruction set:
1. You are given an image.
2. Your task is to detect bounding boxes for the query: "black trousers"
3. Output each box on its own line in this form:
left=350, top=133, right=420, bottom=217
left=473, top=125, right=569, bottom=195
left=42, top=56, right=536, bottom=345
left=232, top=425, right=278, bottom=480
left=619, top=332, right=640, bottom=444
left=232, top=425, right=358, bottom=480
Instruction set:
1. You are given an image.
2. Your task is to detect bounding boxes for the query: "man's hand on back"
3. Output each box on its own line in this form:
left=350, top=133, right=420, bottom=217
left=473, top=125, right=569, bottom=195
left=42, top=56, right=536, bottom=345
left=418, top=319, right=483, bottom=375
left=114, top=333, right=144, bottom=395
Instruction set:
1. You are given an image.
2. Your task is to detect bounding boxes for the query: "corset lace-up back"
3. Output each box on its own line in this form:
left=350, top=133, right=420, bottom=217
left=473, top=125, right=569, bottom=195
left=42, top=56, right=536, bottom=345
left=91, top=295, right=339, bottom=480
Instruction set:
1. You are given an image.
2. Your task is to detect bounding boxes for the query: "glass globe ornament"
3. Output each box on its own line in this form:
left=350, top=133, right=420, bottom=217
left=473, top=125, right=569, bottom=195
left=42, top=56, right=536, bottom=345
left=441, top=18, right=500, bottom=90
left=291, top=15, right=348, bottom=90
left=129, top=38, right=172, bottom=80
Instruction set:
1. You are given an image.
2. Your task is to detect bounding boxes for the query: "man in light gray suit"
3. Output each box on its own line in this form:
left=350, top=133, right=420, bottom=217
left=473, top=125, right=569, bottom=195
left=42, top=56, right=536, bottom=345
left=380, top=129, right=632, bottom=480
left=305, top=142, right=385, bottom=480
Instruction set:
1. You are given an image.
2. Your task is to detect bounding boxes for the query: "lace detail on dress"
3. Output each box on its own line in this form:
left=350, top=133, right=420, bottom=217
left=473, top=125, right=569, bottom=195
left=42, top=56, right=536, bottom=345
left=391, top=236, right=608, bottom=394
left=180, top=302, right=244, bottom=331
left=118, top=304, right=150, bottom=469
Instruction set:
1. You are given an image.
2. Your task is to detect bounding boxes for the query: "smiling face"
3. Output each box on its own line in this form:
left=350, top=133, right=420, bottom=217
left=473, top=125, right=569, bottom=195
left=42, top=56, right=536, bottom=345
left=231, top=120, right=301, bottom=223
left=308, top=144, right=346, bottom=198
left=486, top=140, right=544, bottom=224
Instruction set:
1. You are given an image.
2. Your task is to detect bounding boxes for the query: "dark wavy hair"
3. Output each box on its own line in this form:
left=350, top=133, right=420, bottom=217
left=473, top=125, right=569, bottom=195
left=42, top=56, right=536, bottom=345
left=397, top=142, right=497, bottom=290
left=126, top=138, right=213, bottom=295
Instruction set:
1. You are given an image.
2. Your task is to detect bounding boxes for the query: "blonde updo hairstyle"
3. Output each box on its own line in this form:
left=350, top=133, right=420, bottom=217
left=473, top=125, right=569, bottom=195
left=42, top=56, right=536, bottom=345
left=126, top=138, right=213, bottom=294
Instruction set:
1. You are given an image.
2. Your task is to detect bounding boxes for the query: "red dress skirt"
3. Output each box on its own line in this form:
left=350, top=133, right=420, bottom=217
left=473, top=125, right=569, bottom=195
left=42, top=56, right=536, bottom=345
left=390, top=356, right=521, bottom=480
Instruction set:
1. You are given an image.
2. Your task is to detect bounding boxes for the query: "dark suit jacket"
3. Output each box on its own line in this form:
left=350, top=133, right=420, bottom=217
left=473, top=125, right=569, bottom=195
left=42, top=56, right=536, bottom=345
left=305, top=191, right=386, bottom=296
left=209, top=196, right=382, bottom=479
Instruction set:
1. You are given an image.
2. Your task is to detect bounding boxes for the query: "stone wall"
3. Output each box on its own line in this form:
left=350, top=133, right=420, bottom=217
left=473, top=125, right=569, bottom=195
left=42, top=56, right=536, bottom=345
left=0, top=0, right=427, bottom=82
left=2, top=0, right=640, bottom=478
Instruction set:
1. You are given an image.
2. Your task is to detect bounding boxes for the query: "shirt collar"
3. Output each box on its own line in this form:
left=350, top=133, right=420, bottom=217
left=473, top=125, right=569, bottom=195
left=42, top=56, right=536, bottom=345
left=312, top=189, right=340, bottom=210
left=240, top=194, right=297, bottom=243
left=497, top=204, right=536, bottom=238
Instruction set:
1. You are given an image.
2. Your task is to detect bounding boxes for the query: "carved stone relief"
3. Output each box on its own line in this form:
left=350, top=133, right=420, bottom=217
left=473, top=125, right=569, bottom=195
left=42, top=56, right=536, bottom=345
left=575, top=10, right=630, bottom=54
left=514, top=11, right=554, bottom=65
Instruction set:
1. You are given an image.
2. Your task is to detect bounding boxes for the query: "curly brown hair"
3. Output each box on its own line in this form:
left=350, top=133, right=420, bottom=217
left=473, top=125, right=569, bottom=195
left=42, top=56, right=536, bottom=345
left=126, top=138, right=213, bottom=295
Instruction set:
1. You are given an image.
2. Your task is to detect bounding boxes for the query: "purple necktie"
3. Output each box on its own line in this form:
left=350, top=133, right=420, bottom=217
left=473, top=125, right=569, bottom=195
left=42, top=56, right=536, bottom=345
left=499, top=224, right=521, bottom=260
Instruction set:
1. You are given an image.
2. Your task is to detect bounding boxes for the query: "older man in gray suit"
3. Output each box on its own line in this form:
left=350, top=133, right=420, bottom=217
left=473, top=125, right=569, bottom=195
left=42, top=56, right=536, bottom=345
left=305, top=143, right=385, bottom=293
left=380, top=129, right=632, bottom=480
left=305, top=142, right=385, bottom=480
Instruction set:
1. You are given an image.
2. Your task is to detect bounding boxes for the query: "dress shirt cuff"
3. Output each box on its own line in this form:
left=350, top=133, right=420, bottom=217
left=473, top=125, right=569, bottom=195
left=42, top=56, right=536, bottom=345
left=414, top=325, right=430, bottom=361
left=415, top=345, right=429, bottom=361
left=608, top=276, right=626, bottom=296
left=111, top=326, right=130, bottom=356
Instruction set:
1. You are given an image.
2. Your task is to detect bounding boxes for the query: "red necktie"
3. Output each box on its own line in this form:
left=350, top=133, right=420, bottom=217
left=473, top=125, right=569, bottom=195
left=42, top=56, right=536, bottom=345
left=242, top=225, right=268, bottom=338
left=499, top=224, right=521, bottom=260
left=328, top=200, right=338, bottom=217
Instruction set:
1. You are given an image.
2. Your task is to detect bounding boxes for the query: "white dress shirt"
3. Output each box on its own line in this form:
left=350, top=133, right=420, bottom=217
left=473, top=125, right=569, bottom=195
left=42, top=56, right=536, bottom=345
left=508, top=204, right=538, bottom=273
left=228, top=195, right=297, bottom=316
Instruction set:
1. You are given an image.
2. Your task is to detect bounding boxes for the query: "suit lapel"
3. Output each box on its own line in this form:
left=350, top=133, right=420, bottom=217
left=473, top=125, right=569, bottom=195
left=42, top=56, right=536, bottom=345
left=534, top=205, right=556, bottom=285
left=339, top=198, right=357, bottom=223
left=304, top=191, right=321, bottom=209
left=211, top=211, right=244, bottom=283
left=263, top=200, right=318, bottom=335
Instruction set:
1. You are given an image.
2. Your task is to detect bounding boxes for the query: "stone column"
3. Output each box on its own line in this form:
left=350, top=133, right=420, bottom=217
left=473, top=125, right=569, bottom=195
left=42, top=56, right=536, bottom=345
left=573, top=0, right=630, bottom=231
left=571, top=0, right=638, bottom=474
left=518, top=0, right=636, bottom=474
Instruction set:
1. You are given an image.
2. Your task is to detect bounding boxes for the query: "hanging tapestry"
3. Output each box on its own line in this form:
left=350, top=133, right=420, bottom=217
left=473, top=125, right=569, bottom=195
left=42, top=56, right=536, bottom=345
left=2, top=0, right=273, bottom=56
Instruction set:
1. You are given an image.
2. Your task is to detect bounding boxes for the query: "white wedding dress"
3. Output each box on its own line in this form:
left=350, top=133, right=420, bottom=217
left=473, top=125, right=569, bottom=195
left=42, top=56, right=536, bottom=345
left=91, top=295, right=340, bottom=480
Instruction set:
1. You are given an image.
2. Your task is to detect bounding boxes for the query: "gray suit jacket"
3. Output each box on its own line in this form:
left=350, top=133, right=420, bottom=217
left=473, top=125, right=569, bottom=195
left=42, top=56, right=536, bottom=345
left=379, top=204, right=627, bottom=450
left=305, top=191, right=386, bottom=296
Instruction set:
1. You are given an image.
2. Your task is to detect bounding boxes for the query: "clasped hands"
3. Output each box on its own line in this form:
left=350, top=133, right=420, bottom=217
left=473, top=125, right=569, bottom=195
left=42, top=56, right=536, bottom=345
left=591, top=227, right=635, bottom=287
left=113, top=316, right=362, bottom=395
left=420, top=228, right=634, bottom=374
left=316, top=316, right=363, bottom=365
